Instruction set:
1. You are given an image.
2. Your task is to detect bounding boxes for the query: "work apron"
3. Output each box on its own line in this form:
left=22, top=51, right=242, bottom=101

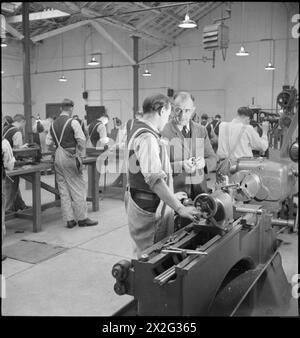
left=51, top=119, right=87, bottom=222
left=124, top=128, right=174, bottom=258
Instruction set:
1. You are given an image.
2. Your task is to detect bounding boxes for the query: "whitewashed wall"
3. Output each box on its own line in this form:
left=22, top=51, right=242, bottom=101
left=1, top=2, right=298, bottom=128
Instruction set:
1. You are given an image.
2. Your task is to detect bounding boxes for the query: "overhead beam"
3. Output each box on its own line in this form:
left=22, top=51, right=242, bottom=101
left=6, top=10, right=70, bottom=23
left=31, top=20, right=91, bottom=42
left=90, top=21, right=135, bottom=65
left=80, top=6, right=174, bottom=47
left=133, top=2, right=182, bottom=22
left=4, top=21, right=24, bottom=39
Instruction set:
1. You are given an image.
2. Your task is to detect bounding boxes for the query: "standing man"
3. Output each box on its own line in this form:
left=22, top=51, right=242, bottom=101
left=162, top=92, right=217, bottom=199
left=3, top=114, right=28, bottom=212
left=46, top=99, right=98, bottom=228
left=207, top=114, right=222, bottom=152
left=126, top=94, right=198, bottom=258
left=217, top=107, right=269, bottom=180
left=200, top=113, right=209, bottom=127
left=87, top=113, right=110, bottom=148
left=2, top=138, right=16, bottom=260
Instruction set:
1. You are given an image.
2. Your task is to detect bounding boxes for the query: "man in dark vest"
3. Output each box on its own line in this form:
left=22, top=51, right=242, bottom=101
left=87, top=113, right=109, bottom=148
left=125, top=94, right=198, bottom=258
left=45, top=99, right=98, bottom=228
left=2, top=114, right=28, bottom=212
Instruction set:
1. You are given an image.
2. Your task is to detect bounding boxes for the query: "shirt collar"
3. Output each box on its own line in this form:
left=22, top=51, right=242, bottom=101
left=139, top=119, right=159, bottom=133
left=60, top=111, right=70, bottom=117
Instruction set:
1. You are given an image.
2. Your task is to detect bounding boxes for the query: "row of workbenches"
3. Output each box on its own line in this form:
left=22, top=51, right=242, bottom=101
left=5, top=157, right=100, bottom=233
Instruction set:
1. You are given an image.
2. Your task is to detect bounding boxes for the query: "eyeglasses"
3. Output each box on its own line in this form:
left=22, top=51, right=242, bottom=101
left=173, top=106, right=195, bottom=115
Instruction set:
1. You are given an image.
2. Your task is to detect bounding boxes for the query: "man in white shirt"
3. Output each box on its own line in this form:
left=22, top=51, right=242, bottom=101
left=87, top=114, right=110, bottom=148
left=217, top=107, right=269, bottom=161
left=2, top=138, right=16, bottom=260
left=3, top=114, right=28, bottom=212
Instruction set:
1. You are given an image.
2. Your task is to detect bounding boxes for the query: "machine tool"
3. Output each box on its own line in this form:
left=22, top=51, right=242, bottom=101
left=112, top=183, right=292, bottom=316
left=112, top=86, right=297, bottom=316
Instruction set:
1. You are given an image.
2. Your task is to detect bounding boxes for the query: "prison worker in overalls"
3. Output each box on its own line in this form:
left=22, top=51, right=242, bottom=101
left=125, top=94, right=198, bottom=258
left=46, top=99, right=98, bottom=228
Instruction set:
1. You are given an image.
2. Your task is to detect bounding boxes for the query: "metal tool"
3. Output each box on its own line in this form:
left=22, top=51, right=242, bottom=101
left=161, top=246, right=208, bottom=256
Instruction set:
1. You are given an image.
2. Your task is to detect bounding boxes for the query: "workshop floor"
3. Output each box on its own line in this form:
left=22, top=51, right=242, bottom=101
left=1, top=173, right=298, bottom=316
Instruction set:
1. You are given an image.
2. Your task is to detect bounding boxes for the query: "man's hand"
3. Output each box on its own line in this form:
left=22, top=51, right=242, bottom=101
left=177, top=205, right=199, bottom=221
left=174, top=191, right=188, bottom=201
left=195, top=156, right=205, bottom=169
left=182, top=158, right=196, bottom=173
left=261, top=121, right=269, bottom=134
left=20, top=143, right=28, bottom=148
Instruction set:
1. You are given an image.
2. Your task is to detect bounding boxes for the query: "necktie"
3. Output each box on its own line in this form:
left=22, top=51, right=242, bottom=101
left=182, top=126, right=190, bottom=138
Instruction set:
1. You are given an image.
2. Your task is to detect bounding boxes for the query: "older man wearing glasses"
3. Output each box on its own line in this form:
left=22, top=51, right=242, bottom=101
left=161, top=92, right=217, bottom=200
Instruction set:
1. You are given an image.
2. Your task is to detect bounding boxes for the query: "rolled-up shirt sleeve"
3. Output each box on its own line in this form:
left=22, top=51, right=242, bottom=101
left=246, top=126, right=268, bottom=152
left=71, top=119, right=86, bottom=157
left=2, top=139, right=16, bottom=171
left=97, top=123, right=109, bottom=145
left=134, top=133, right=167, bottom=190
left=12, top=131, right=23, bottom=148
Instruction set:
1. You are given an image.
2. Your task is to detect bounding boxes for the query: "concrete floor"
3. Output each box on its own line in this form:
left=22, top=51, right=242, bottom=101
left=1, top=172, right=299, bottom=316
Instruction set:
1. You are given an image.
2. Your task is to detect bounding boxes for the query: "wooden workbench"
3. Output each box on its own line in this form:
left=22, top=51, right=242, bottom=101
left=5, top=156, right=100, bottom=232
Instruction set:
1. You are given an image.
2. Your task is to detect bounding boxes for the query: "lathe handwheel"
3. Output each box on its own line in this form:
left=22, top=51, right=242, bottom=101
left=112, top=260, right=131, bottom=281
left=114, top=282, right=127, bottom=295
left=194, top=193, right=217, bottom=219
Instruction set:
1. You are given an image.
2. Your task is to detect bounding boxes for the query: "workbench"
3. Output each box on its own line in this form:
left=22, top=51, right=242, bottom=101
left=5, top=156, right=100, bottom=232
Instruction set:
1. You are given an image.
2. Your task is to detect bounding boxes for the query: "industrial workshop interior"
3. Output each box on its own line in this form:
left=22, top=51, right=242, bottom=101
left=1, top=1, right=299, bottom=320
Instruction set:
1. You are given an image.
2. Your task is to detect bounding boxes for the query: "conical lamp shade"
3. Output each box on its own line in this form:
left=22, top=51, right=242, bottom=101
left=265, top=62, right=275, bottom=70
left=178, top=13, right=197, bottom=28
left=236, top=45, right=249, bottom=56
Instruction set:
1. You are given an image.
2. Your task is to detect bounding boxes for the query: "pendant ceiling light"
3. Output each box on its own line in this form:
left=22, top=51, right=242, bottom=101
left=236, top=45, right=249, bottom=56
left=59, top=75, right=67, bottom=82
left=178, top=5, right=197, bottom=28
left=264, top=3, right=275, bottom=71
left=87, top=26, right=99, bottom=66
left=58, top=33, right=67, bottom=82
left=265, top=61, right=275, bottom=71
left=142, top=69, right=151, bottom=77
left=1, top=38, right=7, bottom=47
left=236, top=2, right=249, bottom=56
left=88, top=56, right=99, bottom=66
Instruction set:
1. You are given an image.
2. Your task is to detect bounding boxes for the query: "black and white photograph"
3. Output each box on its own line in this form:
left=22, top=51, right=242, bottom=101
left=1, top=1, right=299, bottom=324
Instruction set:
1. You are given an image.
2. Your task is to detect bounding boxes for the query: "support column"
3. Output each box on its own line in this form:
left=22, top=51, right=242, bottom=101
left=22, top=2, right=33, bottom=143
left=132, top=35, right=139, bottom=117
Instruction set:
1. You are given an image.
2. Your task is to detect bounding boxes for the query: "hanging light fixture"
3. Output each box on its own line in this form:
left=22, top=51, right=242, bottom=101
left=59, top=75, right=67, bottom=82
left=236, top=2, right=249, bottom=56
left=58, top=33, right=67, bottom=82
left=265, top=61, right=275, bottom=71
left=236, top=45, right=249, bottom=56
left=264, top=4, right=275, bottom=71
left=88, top=56, right=99, bottom=66
left=178, top=5, right=197, bottom=28
left=87, top=26, right=99, bottom=66
left=1, top=38, right=7, bottom=47
left=142, top=69, right=151, bottom=77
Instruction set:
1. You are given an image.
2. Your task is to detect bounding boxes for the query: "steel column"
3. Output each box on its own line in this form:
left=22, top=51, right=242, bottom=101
left=22, top=2, right=33, bottom=143
left=132, top=35, right=139, bottom=117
